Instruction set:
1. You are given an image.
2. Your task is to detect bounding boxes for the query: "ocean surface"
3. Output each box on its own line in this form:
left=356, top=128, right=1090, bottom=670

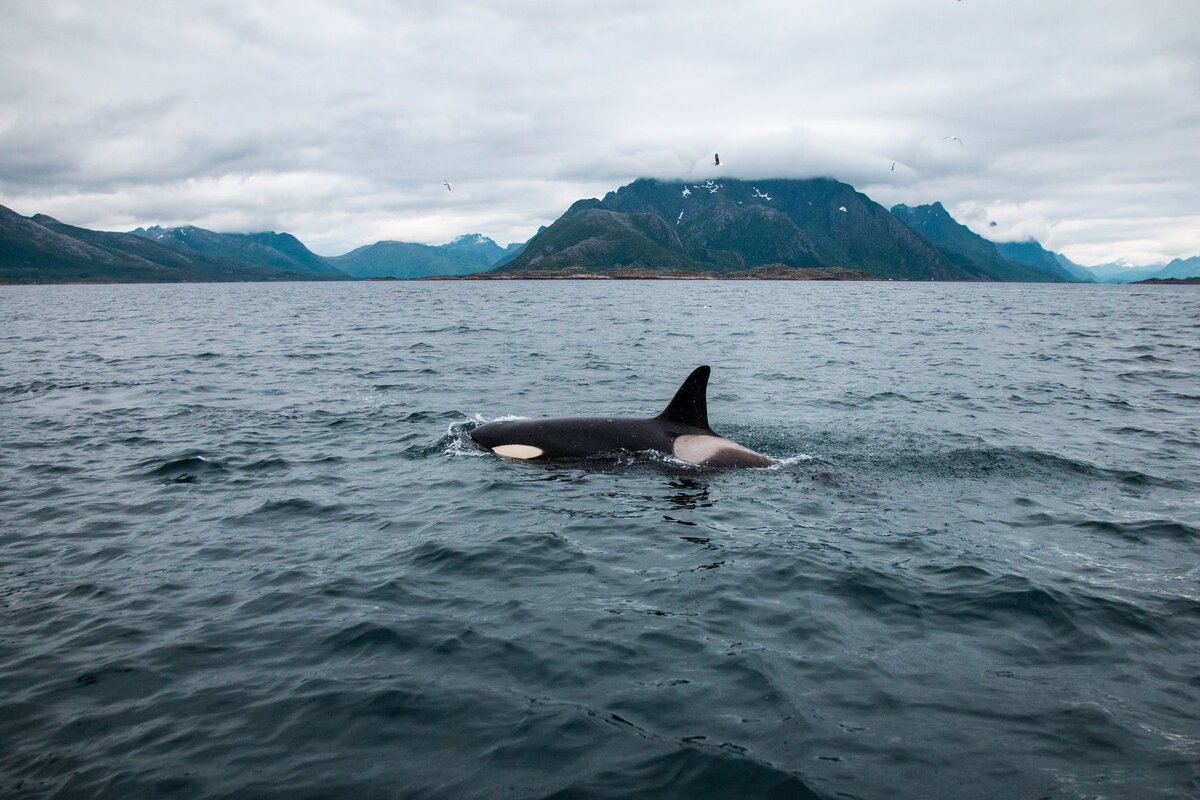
left=2, top=280, right=1198, bottom=799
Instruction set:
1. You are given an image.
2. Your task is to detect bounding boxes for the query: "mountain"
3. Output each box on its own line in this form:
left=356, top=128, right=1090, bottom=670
left=1078, top=257, right=1200, bottom=284
left=496, top=177, right=973, bottom=280
left=490, top=237, right=530, bottom=270
left=1089, top=256, right=1200, bottom=283
left=0, top=204, right=345, bottom=284
left=328, top=233, right=517, bottom=279
left=1054, top=253, right=1098, bottom=282
left=891, top=203, right=1069, bottom=282
left=1153, top=255, right=1200, bottom=280
left=1084, top=262, right=1165, bottom=283
left=995, top=240, right=1093, bottom=282
left=130, top=225, right=343, bottom=276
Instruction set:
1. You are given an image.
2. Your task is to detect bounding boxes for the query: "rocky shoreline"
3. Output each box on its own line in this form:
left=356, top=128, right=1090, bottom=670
left=423, top=264, right=877, bottom=281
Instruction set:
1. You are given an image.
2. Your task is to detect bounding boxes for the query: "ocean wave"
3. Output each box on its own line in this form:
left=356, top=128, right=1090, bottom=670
left=827, top=565, right=1169, bottom=648
left=324, top=621, right=419, bottom=653
left=1, top=378, right=142, bottom=401
left=241, top=456, right=292, bottom=474
left=222, top=498, right=379, bottom=527
left=540, top=745, right=823, bottom=800
left=1074, top=518, right=1200, bottom=543
left=887, top=445, right=1191, bottom=489
left=137, top=452, right=228, bottom=482
left=1118, top=369, right=1194, bottom=382
left=400, top=534, right=596, bottom=580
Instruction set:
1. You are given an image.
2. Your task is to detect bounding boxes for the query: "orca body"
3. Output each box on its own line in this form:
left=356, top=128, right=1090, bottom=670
left=469, top=366, right=778, bottom=469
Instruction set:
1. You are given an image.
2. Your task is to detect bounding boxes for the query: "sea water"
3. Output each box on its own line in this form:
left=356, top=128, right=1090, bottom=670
left=1, top=281, right=1198, bottom=798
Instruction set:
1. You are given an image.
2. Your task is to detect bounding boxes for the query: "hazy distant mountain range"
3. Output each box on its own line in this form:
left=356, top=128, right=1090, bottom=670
left=1084, top=256, right=1200, bottom=283
left=328, top=234, right=524, bottom=279
left=3, top=178, right=1197, bottom=284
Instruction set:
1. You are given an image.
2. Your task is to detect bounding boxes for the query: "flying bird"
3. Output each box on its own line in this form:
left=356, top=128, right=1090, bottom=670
left=943, top=136, right=964, bottom=147
left=713, top=153, right=720, bottom=166
left=443, top=180, right=453, bottom=191
left=891, top=162, right=896, bottom=171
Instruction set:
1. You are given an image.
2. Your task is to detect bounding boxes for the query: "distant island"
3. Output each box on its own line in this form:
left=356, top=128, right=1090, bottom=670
left=1136, top=277, right=1200, bottom=285
left=3, top=178, right=1198, bottom=284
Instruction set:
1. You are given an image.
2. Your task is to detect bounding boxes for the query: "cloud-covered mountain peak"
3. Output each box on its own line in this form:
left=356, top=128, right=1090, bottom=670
left=448, top=233, right=499, bottom=248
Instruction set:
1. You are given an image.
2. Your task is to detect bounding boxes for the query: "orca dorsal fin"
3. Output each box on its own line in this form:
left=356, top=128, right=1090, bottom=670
left=657, top=365, right=712, bottom=431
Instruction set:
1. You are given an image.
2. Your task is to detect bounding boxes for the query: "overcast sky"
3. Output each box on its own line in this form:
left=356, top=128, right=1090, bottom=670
left=2, top=1, right=1197, bottom=264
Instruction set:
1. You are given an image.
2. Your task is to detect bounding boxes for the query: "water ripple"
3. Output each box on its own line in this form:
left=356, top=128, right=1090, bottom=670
left=2, top=281, right=1198, bottom=799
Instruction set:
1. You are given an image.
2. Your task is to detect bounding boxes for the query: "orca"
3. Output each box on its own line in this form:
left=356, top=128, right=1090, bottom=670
left=469, top=366, right=778, bottom=468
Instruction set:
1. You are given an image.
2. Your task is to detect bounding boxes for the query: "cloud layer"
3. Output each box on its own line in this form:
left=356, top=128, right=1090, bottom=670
left=2, top=0, right=1197, bottom=263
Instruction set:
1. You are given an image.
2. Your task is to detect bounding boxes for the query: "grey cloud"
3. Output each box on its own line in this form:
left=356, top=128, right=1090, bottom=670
left=1, top=0, right=1197, bottom=263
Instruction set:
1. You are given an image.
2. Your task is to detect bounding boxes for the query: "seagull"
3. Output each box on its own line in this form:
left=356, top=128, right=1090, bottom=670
left=713, top=153, right=720, bottom=167
left=682, top=186, right=691, bottom=197
left=442, top=180, right=453, bottom=191
left=943, top=136, right=964, bottom=147
left=891, top=162, right=896, bottom=171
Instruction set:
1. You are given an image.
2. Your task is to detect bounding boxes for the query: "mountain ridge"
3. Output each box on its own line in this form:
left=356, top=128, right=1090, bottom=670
left=993, top=240, right=1092, bottom=282
left=0, top=204, right=344, bottom=283
left=326, top=234, right=520, bottom=279
left=890, top=202, right=1069, bottom=282
left=1082, top=257, right=1200, bottom=283
left=130, top=225, right=343, bottom=276
left=497, top=178, right=1072, bottom=281
left=5, top=184, right=1194, bottom=283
